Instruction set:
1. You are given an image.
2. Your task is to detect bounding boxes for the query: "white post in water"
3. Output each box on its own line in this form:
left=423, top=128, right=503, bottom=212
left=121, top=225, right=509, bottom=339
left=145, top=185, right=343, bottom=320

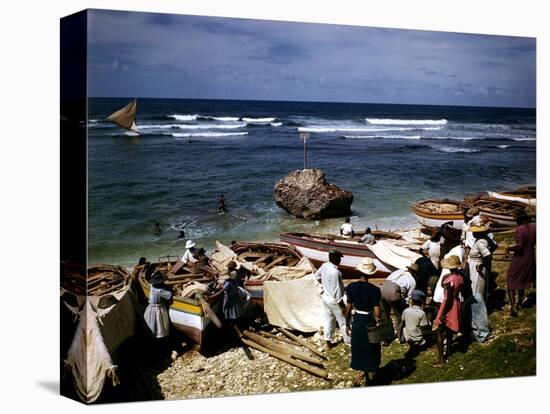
left=300, top=132, right=310, bottom=170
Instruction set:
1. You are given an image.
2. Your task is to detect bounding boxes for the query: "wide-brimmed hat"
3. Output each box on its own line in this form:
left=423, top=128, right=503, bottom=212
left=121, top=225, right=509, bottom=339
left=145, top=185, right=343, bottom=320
left=149, top=270, right=167, bottom=285
left=466, top=207, right=480, bottom=217
left=406, top=262, right=419, bottom=273
left=441, top=255, right=462, bottom=269
left=185, top=240, right=196, bottom=249
left=355, top=258, right=377, bottom=275
left=468, top=224, right=490, bottom=233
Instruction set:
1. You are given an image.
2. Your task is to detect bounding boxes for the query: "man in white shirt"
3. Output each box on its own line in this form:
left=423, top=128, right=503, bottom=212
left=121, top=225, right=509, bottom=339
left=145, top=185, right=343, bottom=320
left=181, top=240, right=198, bottom=265
left=380, top=263, right=418, bottom=343
left=340, top=217, right=355, bottom=239
left=315, top=249, right=351, bottom=347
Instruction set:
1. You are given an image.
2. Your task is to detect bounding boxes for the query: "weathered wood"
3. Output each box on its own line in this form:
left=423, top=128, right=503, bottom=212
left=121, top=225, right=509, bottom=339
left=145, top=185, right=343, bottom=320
left=197, top=294, right=222, bottom=328
left=243, top=330, right=324, bottom=366
left=164, top=278, right=211, bottom=286
left=278, top=327, right=326, bottom=360
left=240, top=337, right=328, bottom=379
left=259, top=330, right=301, bottom=346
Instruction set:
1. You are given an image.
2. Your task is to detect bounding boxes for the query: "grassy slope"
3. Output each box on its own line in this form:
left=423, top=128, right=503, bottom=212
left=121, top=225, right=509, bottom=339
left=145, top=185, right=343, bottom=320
left=324, top=231, right=536, bottom=386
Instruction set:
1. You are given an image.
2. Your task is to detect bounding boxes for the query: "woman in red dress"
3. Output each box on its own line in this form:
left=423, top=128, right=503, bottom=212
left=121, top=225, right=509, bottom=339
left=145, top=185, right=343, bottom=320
left=506, top=209, right=536, bottom=316
left=433, top=255, right=464, bottom=367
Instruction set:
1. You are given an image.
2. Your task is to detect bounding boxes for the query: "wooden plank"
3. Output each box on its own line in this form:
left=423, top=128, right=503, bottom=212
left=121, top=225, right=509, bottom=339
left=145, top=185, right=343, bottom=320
left=259, top=330, right=302, bottom=346
left=197, top=294, right=222, bottom=328
left=277, top=327, right=327, bottom=360
left=243, top=331, right=324, bottom=366
left=240, top=337, right=328, bottom=379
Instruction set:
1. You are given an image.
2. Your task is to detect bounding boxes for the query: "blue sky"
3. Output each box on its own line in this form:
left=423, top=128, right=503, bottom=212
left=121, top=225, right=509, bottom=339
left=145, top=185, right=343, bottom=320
left=87, top=9, right=536, bottom=108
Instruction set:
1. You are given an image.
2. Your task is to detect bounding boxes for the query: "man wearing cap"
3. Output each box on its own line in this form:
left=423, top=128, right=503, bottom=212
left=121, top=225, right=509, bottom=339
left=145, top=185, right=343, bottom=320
left=380, top=263, right=418, bottom=343
left=402, top=290, right=430, bottom=347
left=181, top=240, right=198, bottom=265
left=315, top=249, right=351, bottom=347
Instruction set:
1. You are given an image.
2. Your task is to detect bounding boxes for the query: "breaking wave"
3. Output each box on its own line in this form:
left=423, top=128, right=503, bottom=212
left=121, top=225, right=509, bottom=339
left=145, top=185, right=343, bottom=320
left=366, top=118, right=448, bottom=125
left=242, top=117, right=276, bottom=123
left=171, top=132, right=248, bottom=138
left=497, top=145, right=511, bottom=149
left=169, top=114, right=198, bottom=121
left=342, top=135, right=421, bottom=140
left=431, top=145, right=481, bottom=153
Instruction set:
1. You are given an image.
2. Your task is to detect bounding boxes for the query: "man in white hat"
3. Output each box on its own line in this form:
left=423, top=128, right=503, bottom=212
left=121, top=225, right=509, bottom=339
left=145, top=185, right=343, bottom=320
left=181, top=240, right=198, bottom=266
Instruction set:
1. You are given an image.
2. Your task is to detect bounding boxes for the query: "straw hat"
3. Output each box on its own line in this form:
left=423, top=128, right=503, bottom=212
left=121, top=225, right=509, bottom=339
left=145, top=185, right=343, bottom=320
left=468, top=224, right=490, bottom=233
left=355, top=258, right=377, bottom=275
left=466, top=207, right=480, bottom=217
left=185, top=240, right=196, bottom=249
left=440, top=255, right=462, bottom=269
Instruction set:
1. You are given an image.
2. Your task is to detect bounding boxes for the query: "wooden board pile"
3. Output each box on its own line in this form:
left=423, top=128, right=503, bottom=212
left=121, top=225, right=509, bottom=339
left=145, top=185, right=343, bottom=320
left=240, top=327, right=329, bottom=379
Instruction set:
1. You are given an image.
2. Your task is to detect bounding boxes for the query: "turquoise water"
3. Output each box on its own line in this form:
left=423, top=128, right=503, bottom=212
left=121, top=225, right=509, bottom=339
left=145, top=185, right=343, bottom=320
left=87, top=98, right=536, bottom=267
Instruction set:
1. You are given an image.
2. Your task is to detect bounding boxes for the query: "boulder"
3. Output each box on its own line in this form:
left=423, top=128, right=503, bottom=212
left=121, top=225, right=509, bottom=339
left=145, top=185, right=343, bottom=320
left=274, top=169, right=353, bottom=220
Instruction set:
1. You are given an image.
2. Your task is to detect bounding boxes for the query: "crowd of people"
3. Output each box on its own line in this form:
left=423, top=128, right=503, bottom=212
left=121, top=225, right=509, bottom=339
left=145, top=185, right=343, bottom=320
left=136, top=206, right=535, bottom=387
left=319, top=207, right=536, bottom=386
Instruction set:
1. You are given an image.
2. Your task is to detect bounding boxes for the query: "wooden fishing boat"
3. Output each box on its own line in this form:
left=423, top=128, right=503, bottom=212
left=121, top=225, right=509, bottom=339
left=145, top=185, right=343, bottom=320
left=229, top=242, right=315, bottom=304
left=487, top=185, right=536, bottom=206
left=410, top=199, right=465, bottom=230
left=279, top=232, right=403, bottom=279
left=61, top=264, right=140, bottom=403
left=137, top=256, right=223, bottom=347
left=463, top=195, right=533, bottom=227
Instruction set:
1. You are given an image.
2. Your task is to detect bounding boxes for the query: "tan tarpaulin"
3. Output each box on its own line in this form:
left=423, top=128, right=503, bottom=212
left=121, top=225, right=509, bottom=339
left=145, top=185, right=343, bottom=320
left=62, top=285, right=140, bottom=402
left=368, top=240, right=421, bottom=270
left=264, top=276, right=324, bottom=333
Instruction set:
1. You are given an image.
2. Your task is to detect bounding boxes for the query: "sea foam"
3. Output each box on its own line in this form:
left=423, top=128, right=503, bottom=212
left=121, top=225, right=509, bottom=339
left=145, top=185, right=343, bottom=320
left=171, top=132, right=248, bottom=138
left=242, top=117, right=276, bottom=123
left=169, top=114, right=198, bottom=121
left=366, top=118, right=448, bottom=125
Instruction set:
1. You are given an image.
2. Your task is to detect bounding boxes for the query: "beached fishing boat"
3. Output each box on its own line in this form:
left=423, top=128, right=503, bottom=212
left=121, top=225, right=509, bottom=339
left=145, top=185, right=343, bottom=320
left=487, top=185, right=536, bottom=206
left=106, top=98, right=139, bottom=134
left=464, top=195, right=533, bottom=227
left=279, top=232, right=415, bottom=279
left=137, top=257, right=223, bottom=347
left=228, top=242, right=315, bottom=304
left=410, top=199, right=465, bottom=230
left=61, top=264, right=141, bottom=403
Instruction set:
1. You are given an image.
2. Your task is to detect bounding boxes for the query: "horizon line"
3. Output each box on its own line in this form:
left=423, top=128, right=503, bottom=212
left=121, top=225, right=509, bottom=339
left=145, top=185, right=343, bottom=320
left=88, top=95, right=536, bottom=110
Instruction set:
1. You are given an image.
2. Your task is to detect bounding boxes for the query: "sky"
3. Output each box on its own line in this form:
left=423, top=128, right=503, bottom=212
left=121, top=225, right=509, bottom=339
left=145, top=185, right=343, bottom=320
left=87, top=9, right=536, bottom=108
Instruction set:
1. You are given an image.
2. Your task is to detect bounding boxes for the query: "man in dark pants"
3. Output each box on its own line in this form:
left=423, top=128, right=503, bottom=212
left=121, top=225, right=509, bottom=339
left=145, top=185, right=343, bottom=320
left=380, top=263, right=418, bottom=344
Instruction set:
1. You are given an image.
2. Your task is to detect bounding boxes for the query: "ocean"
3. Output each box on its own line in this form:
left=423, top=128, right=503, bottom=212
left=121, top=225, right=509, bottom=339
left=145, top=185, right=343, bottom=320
left=87, top=98, right=536, bottom=267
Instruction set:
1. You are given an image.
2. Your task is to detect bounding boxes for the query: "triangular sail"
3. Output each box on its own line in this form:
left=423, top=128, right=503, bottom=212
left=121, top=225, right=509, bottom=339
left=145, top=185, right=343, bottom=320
left=106, top=98, right=139, bottom=132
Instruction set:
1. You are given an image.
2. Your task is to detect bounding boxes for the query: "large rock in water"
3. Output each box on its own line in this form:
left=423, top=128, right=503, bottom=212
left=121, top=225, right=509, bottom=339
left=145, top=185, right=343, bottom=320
left=274, top=169, right=353, bottom=220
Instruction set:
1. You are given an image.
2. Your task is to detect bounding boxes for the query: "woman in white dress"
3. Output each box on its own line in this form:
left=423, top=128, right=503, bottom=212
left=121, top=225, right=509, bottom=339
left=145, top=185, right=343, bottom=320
left=144, top=271, right=172, bottom=338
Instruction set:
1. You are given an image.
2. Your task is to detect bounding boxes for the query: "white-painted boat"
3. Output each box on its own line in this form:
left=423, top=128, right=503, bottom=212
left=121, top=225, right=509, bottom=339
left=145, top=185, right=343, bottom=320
left=410, top=199, right=465, bottom=230
left=487, top=186, right=536, bottom=206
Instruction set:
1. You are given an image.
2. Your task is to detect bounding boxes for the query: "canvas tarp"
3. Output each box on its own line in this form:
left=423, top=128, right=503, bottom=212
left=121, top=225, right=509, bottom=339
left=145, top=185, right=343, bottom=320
left=264, top=276, right=324, bottom=333
left=368, top=240, right=421, bottom=270
left=62, top=285, right=140, bottom=402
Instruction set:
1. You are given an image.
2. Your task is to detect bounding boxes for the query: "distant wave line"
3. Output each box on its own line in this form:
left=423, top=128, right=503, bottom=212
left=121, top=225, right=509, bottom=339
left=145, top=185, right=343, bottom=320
left=366, top=118, right=448, bottom=125
left=171, top=132, right=248, bottom=138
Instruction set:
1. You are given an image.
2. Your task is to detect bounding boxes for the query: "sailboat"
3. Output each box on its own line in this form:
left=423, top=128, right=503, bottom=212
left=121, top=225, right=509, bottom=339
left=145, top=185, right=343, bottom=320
left=106, top=98, right=139, bottom=135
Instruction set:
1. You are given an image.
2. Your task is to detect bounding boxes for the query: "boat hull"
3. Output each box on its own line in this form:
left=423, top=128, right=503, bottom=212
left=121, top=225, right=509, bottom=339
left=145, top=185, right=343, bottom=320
left=410, top=200, right=464, bottom=230
left=487, top=191, right=536, bottom=206
left=139, top=278, right=221, bottom=348
left=280, top=233, right=393, bottom=279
